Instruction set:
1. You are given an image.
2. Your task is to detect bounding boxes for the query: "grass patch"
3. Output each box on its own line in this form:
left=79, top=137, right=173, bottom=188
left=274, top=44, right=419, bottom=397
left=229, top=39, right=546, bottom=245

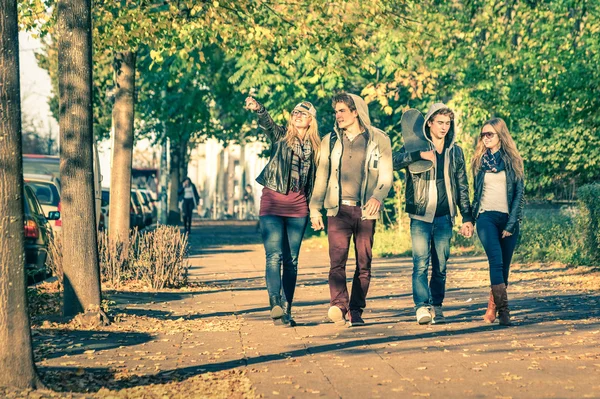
left=304, top=205, right=593, bottom=266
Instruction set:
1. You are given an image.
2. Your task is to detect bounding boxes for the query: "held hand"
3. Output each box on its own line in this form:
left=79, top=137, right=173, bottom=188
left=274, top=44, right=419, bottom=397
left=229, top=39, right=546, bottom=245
left=420, top=150, right=435, bottom=162
left=244, top=96, right=260, bottom=111
left=460, top=222, right=474, bottom=238
left=311, top=216, right=324, bottom=231
left=501, top=230, right=512, bottom=239
left=363, top=198, right=381, bottom=216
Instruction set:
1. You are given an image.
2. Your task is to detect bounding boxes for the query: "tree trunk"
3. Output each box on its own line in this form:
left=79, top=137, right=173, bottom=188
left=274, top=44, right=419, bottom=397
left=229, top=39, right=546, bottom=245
left=57, top=0, right=104, bottom=319
left=0, top=0, right=43, bottom=388
left=167, top=136, right=184, bottom=225
left=109, top=51, right=136, bottom=244
left=178, top=137, right=189, bottom=184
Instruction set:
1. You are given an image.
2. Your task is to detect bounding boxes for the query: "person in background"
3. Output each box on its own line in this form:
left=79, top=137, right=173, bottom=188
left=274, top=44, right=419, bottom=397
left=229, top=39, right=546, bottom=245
left=243, top=184, right=256, bottom=219
left=245, top=96, right=320, bottom=326
left=178, top=177, right=200, bottom=234
left=471, top=117, right=524, bottom=326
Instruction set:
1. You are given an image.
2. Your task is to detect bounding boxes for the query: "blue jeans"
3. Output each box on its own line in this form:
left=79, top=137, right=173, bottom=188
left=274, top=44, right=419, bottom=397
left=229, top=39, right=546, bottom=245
left=410, top=215, right=453, bottom=309
left=259, top=215, right=309, bottom=303
left=476, top=211, right=519, bottom=286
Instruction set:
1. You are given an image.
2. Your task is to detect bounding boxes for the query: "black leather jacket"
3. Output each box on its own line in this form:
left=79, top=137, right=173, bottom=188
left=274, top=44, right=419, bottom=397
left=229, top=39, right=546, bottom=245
left=393, top=146, right=473, bottom=223
left=472, top=162, right=524, bottom=234
left=254, top=108, right=317, bottom=200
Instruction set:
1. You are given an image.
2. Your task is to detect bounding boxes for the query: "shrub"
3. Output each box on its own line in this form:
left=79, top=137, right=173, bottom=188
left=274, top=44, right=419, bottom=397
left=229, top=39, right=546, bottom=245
left=132, top=226, right=189, bottom=289
left=46, top=233, right=63, bottom=288
left=576, top=184, right=600, bottom=264
left=515, top=207, right=579, bottom=264
left=98, top=229, right=139, bottom=288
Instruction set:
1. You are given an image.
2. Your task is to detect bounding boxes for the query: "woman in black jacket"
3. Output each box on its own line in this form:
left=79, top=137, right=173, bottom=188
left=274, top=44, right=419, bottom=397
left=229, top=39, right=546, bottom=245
left=245, top=96, right=320, bottom=326
left=178, top=177, right=200, bottom=235
left=471, top=118, right=524, bottom=326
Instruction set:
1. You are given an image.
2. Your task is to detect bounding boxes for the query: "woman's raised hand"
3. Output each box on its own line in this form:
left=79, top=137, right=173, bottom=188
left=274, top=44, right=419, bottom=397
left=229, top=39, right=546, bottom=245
left=245, top=96, right=260, bottom=111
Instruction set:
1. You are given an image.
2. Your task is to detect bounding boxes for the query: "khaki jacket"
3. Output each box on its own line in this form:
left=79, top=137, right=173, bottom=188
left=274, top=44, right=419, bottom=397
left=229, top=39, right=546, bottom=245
left=309, top=94, right=393, bottom=219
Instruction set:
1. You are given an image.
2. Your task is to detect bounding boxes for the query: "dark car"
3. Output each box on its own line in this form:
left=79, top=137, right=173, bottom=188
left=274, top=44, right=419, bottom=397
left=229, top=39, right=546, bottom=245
left=23, top=184, right=60, bottom=283
left=100, top=188, right=145, bottom=232
left=133, top=189, right=153, bottom=226
left=130, top=191, right=147, bottom=229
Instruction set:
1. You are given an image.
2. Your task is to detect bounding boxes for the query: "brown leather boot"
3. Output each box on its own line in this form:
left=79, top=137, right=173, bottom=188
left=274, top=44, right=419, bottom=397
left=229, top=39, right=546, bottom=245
left=491, top=283, right=511, bottom=326
left=483, top=289, right=496, bottom=323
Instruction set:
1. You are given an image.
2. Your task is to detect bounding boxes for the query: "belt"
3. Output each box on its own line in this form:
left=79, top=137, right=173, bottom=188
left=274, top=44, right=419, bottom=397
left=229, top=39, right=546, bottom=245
left=341, top=200, right=361, bottom=206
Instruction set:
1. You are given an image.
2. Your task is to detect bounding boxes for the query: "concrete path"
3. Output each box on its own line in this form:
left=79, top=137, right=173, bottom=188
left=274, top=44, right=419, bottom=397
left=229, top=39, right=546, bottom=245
left=34, top=221, right=600, bottom=398
left=180, top=221, right=600, bottom=398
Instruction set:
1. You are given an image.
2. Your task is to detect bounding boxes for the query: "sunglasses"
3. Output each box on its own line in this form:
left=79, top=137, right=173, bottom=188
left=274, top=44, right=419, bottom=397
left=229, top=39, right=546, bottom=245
left=480, top=131, right=497, bottom=139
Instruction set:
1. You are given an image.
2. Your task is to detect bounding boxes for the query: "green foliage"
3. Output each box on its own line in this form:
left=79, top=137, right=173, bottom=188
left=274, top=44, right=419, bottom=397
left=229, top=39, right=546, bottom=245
left=21, top=0, right=600, bottom=198
left=515, top=207, right=580, bottom=265
left=576, top=184, right=600, bottom=264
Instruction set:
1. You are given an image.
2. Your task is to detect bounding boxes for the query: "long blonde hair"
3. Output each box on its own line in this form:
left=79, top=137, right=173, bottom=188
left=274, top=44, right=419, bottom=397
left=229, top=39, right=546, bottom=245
left=471, top=117, right=524, bottom=179
left=284, top=112, right=320, bottom=164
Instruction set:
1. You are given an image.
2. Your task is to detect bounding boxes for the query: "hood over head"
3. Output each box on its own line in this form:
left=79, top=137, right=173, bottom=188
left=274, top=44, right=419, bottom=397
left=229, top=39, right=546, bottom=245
left=423, top=102, right=455, bottom=146
left=333, top=93, right=372, bottom=133
left=348, top=93, right=371, bottom=129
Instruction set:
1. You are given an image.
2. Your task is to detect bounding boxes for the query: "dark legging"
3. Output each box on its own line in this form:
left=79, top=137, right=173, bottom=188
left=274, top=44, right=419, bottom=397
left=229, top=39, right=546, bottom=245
left=476, top=211, right=520, bottom=286
left=182, top=198, right=195, bottom=232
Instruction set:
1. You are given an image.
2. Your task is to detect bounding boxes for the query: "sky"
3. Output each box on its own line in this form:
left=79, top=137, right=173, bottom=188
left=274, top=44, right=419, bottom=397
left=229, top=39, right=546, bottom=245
left=18, top=31, right=59, bottom=139
left=18, top=31, right=116, bottom=185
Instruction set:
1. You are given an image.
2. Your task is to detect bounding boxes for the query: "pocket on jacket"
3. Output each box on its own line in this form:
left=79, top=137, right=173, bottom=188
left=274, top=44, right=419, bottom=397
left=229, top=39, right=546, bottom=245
left=369, top=152, right=380, bottom=170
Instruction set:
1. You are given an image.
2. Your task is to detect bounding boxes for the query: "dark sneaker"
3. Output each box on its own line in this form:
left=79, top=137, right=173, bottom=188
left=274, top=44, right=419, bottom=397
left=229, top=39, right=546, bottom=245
left=328, top=306, right=346, bottom=325
left=432, top=305, right=446, bottom=324
left=348, top=310, right=365, bottom=327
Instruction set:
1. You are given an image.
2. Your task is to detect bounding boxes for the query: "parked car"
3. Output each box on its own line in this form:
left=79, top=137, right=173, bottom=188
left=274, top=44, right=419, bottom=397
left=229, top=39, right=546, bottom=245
left=136, top=188, right=157, bottom=220
left=99, top=188, right=110, bottom=231
left=100, top=188, right=145, bottom=232
left=23, top=183, right=60, bottom=283
left=134, top=189, right=154, bottom=226
left=23, top=150, right=102, bottom=230
left=131, top=190, right=151, bottom=228
left=24, top=174, right=62, bottom=233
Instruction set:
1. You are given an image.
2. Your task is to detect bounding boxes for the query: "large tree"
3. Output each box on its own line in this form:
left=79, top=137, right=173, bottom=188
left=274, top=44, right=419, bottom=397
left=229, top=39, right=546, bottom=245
left=0, top=0, right=43, bottom=388
left=109, top=51, right=136, bottom=242
left=56, top=0, right=105, bottom=319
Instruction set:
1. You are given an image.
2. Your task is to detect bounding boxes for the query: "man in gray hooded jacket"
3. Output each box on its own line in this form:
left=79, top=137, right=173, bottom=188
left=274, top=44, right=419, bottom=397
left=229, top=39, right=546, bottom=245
left=393, top=103, right=473, bottom=325
left=310, top=92, right=393, bottom=327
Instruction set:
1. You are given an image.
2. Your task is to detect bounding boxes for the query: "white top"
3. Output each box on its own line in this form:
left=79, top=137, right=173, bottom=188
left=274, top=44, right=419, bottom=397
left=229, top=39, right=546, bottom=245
left=479, top=170, right=509, bottom=214
left=183, top=186, right=195, bottom=199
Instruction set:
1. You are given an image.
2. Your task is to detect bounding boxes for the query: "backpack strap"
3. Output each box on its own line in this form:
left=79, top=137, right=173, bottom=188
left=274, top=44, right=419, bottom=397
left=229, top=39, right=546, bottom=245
left=326, top=132, right=339, bottom=190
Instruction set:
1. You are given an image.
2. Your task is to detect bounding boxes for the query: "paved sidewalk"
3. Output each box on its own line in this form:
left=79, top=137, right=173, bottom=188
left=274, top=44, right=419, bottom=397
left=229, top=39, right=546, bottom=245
left=34, top=221, right=600, bottom=398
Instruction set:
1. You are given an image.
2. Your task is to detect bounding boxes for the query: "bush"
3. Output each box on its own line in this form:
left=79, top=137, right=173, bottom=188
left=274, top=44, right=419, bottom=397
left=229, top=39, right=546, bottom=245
left=576, top=184, right=600, bottom=264
left=514, top=207, right=579, bottom=264
left=98, top=229, right=139, bottom=288
left=50, top=227, right=190, bottom=290
left=132, top=226, right=189, bottom=289
left=46, top=233, right=63, bottom=288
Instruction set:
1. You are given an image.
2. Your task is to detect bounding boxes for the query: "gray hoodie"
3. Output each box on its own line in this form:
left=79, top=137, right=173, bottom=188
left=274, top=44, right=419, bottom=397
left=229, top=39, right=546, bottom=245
left=309, top=94, right=393, bottom=219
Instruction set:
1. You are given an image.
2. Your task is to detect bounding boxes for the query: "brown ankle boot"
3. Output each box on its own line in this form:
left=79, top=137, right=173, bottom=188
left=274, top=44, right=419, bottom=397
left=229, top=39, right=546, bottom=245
left=483, top=289, right=496, bottom=323
left=491, top=283, right=511, bottom=326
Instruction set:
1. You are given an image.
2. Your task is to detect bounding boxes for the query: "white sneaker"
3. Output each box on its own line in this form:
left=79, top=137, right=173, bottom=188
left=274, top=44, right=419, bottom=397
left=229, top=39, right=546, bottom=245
left=328, top=306, right=346, bottom=325
left=416, top=307, right=432, bottom=325
left=432, top=305, right=445, bottom=324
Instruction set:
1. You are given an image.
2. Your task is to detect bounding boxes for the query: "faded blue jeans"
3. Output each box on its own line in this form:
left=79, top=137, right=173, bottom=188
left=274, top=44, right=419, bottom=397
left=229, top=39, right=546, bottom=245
left=410, top=215, right=453, bottom=309
left=259, top=215, right=309, bottom=304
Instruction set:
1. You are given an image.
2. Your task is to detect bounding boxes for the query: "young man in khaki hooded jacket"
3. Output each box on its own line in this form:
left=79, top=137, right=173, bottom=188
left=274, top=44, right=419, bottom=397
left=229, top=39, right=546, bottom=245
left=310, top=92, right=393, bottom=327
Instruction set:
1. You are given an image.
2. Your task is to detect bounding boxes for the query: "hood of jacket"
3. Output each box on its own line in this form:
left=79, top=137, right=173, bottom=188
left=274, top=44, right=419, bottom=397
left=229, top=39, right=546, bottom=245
left=334, top=93, right=374, bottom=137
left=423, top=102, right=456, bottom=147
